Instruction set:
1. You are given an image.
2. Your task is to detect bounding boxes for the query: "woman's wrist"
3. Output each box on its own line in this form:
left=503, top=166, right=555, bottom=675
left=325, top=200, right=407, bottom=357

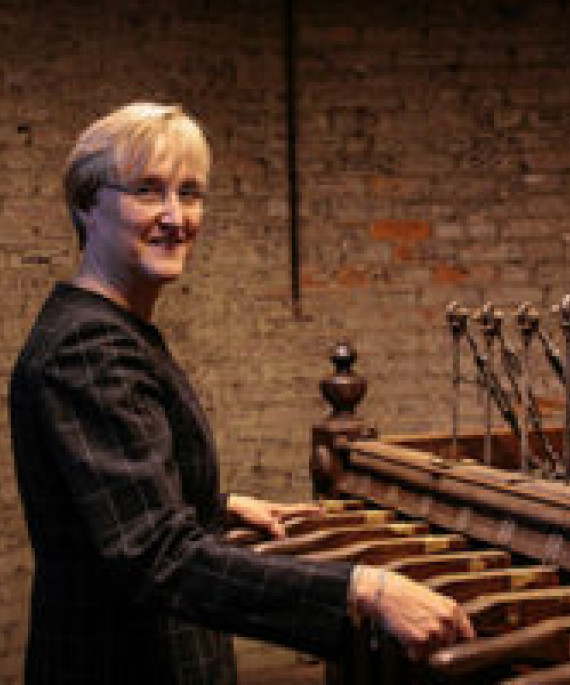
left=347, top=565, right=389, bottom=626
left=223, top=493, right=245, bottom=523
left=226, top=493, right=236, bottom=513
left=347, top=565, right=363, bottom=625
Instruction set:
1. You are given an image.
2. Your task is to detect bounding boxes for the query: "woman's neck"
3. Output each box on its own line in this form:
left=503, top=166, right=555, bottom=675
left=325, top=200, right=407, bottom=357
left=72, top=264, right=160, bottom=322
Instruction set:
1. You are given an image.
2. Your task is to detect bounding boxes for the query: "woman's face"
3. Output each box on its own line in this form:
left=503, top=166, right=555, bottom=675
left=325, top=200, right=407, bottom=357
left=81, top=156, right=208, bottom=288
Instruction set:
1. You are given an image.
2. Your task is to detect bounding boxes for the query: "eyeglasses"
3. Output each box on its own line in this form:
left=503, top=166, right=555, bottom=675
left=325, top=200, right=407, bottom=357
left=104, top=178, right=207, bottom=206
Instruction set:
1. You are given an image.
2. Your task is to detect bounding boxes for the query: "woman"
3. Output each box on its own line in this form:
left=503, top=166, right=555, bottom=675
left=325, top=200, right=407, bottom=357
left=10, top=102, right=473, bottom=684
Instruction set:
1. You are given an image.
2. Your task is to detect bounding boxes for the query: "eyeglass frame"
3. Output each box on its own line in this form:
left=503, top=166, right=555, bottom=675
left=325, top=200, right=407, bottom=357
left=103, top=178, right=208, bottom=206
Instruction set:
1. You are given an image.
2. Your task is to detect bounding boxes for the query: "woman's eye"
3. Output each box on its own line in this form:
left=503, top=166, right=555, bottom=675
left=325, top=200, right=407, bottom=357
left=133, top=181, right=161, bottom=197
left=127, top=180, right=206, bottom=203
left=179, top=185, right=204, bottom=201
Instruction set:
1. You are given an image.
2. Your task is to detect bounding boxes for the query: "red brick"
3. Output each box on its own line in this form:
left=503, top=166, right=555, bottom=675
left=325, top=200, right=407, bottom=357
left=334, top=266, right=370, bottom=288
left=301, top=266, right=331, bottom=290
left=417, top=305, right=440, bottom=323
left=370, top=220, right=431, bottom=242
left=394, top=244, right=416, bottom=261
left=371, top=176, right=406, bottom=194
left=431, top=264, right=469, bottom=285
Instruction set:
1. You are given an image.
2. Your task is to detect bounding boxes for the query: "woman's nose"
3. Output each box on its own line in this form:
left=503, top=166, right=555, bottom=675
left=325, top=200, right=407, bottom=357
left=161, top=191, right=185, bottom=225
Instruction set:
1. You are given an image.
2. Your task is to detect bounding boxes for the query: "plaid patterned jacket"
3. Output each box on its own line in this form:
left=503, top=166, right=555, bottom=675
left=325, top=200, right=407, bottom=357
left=10, top=283, right=352, bottom=685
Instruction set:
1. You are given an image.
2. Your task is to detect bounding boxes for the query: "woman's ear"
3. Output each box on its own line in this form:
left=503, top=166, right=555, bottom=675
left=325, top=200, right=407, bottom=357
left=74, top=207, right=92, bottom=229
left=72, top=207, right=94, bottom=251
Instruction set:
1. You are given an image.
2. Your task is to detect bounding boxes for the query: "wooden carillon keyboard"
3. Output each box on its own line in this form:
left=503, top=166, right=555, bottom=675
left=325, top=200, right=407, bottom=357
left=229, top=492, right=569, bottom=684
left=300, top=341, right=570, bottom=684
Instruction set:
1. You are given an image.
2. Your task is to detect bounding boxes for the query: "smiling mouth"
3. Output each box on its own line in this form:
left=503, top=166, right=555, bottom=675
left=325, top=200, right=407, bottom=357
left=148, top=237, right=190, bottom=246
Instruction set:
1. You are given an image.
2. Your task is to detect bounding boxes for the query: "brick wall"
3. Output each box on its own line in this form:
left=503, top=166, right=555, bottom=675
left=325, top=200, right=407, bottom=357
left=1, top=0, right=570, bottom=680
left=296, top=0, right=570, bottom=435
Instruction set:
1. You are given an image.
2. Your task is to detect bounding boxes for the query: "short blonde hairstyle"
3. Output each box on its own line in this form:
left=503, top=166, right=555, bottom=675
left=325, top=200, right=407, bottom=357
left=64, top=102, right=211, bottom=248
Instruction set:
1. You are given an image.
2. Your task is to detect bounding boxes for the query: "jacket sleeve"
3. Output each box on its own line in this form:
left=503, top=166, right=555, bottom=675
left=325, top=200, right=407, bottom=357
left=37, top=321, right=353, bottom=658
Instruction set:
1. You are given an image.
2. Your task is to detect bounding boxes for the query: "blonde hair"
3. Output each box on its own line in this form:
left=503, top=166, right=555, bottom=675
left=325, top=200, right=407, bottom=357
left=64, top=102, right=211, bottom=248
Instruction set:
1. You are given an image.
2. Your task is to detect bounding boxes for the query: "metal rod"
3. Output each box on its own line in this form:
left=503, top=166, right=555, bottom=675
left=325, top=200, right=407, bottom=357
left=557, top=295, right=570, bottom=483
left=520, top=334, right=531, bottom=474
left=566, top=325, right=570, bottom=483
left=474, top=303, right=502, bottom=467
left=484, top=343, right=493, bottom=466
left=284, top=0, right=301, bottom=317
left=537, top=329, right=566, bottom=386
left=515, top=303, right=540, bottom=475
left=452, top=331, right=460, bottom=459
left=446, top=302, right=468, bottom=459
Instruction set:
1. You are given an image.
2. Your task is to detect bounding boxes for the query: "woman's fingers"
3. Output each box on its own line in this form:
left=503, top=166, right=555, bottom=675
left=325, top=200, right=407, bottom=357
left=273, top=502, right=323, bottom=520
left=350, top=566, right=475, bottom=660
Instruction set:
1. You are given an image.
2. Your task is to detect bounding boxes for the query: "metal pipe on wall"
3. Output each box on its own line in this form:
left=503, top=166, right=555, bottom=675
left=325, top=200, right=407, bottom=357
left=284, top=0, right=301, bottom=317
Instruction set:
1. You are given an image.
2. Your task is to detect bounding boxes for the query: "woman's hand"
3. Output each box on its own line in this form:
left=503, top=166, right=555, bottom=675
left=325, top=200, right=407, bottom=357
left=226, top=494, right=322, bottom=539
left=349, top=565, right=475, bottom=660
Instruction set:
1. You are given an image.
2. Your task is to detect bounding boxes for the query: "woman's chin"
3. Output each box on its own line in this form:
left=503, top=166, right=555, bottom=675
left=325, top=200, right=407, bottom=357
left=140, top=260, right=185, bottom=285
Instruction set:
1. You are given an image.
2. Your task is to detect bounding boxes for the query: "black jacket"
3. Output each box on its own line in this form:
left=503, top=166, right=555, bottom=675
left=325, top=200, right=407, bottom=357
left=10, top=282, right=352, bottom=684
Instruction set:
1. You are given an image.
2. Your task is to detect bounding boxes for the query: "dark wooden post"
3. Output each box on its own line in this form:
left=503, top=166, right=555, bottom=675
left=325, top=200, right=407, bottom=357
left=312, top=344, right=378, bottom=684
left=311, top=342, right=376, bottom=499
